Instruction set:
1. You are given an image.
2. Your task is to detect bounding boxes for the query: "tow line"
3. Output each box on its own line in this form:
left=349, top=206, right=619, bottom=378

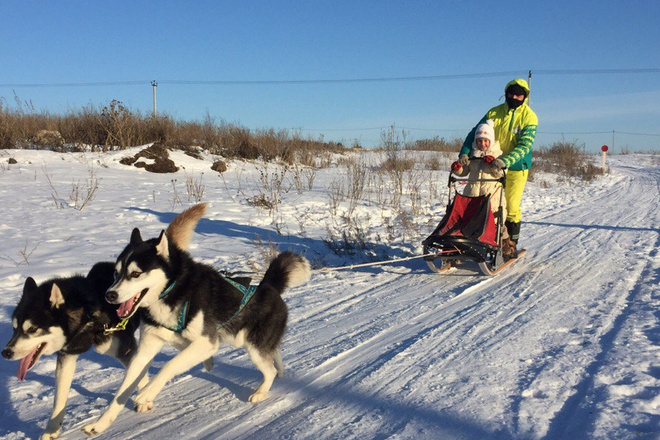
left=317, top=253, right=438, bottom=273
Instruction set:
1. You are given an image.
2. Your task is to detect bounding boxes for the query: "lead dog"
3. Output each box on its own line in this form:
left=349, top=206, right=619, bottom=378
left=82, top=227, right=311, bottom=435
left=2, top=204, right=207, bottom=440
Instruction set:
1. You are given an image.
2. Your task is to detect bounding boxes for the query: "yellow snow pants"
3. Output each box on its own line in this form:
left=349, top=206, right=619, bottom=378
left=505, top=169, right=528, bottom=223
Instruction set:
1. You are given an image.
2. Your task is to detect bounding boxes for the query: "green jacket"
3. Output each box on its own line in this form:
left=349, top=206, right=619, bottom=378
left=460, top=79, right=538, bottom=171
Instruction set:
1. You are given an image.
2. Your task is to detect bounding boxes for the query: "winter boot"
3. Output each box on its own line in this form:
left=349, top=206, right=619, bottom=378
left=505, top=221, right=521, bottom=258
left=501, top=239, right=513, bottom=261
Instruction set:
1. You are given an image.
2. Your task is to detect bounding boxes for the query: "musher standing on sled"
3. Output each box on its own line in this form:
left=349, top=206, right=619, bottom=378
left=457, top=78, right=538, bottom=258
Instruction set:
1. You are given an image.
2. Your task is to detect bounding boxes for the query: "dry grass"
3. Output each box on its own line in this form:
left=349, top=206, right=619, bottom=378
left=406, top=136, right=463, bottom=153
left=536, top=141, right=606, bottom=181
left=0, top=98, right=347, bottom=162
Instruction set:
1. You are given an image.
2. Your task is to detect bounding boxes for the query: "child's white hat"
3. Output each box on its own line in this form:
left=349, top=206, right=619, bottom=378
left=475, top=119, right=495, bottom=144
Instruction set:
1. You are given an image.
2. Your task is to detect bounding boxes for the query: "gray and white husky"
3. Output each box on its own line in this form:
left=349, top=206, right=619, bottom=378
left=82, top=225, right=311, bottom=435
left=2, top=203, right=207, bottom=440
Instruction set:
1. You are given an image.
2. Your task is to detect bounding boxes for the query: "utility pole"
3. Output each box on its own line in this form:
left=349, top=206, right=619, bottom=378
left=151, top=80, right=158, bottom=117
left=528, top=70, right=532, bottom=105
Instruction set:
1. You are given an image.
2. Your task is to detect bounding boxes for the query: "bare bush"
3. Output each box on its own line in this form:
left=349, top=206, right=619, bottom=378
left=244, top=164, right=290, bottom=214
left=170, top=179, right=183, bottom=209
left=16, top=239, right=41, bottom=266
left=327, top=179, right=344, bottom=217
left=185, top=172, right=205, bottom=202
left=99, top=100, right=140, bottom=150
left=69, top=170, right=100, bottom=211
left=32, top=130, right=64, bottom=148
left=1, top=96, right=352, bottom=162
left=42, top=165, right=99, bottom=210
left=406, top=136, right=463, bottom=152
left=346, top=160, right=368, bottom=217
left=246, top=194, right=276, bottom=210
left=536, top=141, right=606, bottom=181
left=247, top=236, right=281, bottom=274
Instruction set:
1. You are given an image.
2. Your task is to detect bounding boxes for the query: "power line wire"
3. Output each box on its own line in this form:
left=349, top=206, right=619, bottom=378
left=0, top=81, right=149, bottom=88
left=534, top=68, right=660, bottom=75
left=1, top=69, right=658, bottom=88
left=295, top=126, right=660, bottom=137
left=615, top=131, right=660, bottom=137
left=157, top=71, right=522, bottom=85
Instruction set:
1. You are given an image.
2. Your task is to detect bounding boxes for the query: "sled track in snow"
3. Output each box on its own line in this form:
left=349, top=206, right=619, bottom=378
left=46, top=159, right=660, bottom=440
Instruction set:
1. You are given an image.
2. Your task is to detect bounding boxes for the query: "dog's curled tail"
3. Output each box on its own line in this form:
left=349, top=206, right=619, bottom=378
left=167, top=203, right=207, bottom=250
left=261, top=251, right=311, bottom=294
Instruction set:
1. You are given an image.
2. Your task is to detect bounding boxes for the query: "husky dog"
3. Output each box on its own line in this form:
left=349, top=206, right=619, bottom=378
left=2, top=204, right=207, bottom=440
left=82, top=228, right=311, bottom=435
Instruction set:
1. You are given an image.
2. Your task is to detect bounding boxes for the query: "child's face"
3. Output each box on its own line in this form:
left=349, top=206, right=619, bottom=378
left=476, top=138, right=491, bottom=151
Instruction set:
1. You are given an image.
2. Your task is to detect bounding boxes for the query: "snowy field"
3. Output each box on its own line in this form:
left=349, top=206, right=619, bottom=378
left=0, top=147, right=659, bottom=439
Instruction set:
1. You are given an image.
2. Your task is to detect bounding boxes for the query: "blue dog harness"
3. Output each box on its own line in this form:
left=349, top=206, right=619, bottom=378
left=158, top=277, right=257, bottom=334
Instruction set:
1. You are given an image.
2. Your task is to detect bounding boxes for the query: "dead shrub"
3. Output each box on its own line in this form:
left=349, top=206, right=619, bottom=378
left=535, top=141, right=605, bottom=181
left=246, top=194, right=276, bottom=210
left=32, top=130, right=64, bottom=148
left=211, top=160, right=228, bottom=173
left=407, top=136, right=463, bottom=152
left=379, top=156, right=415, bottom=172
left=0, top=96, right=350, bottom=160
left=426, top=157, right=443, bottom=170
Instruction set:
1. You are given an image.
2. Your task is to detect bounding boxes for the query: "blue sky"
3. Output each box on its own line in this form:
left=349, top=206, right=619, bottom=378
left=1, top=0, right=659, bottom=152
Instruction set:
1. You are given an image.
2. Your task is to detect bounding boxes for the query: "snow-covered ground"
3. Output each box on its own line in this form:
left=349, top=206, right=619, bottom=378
left=0, top=147, right=659, bottom=439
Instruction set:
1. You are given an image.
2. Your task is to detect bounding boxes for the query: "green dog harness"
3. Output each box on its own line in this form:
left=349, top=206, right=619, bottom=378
left=159, top=278, right=257, bottom=334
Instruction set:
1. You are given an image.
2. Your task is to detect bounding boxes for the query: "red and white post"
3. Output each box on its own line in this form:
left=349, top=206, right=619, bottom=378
left=601, top=145, right=609, bottom=171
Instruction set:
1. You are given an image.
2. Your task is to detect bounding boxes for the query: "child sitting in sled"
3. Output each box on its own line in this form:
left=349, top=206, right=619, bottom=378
left=450, top=119, right=515, bottom=258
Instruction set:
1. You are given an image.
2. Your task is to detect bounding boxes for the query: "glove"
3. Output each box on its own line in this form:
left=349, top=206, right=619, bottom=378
left=458, top=154, right=470, bottom=166
left=492, top=158, right=506, bottom=169
left=451, top=161, right=462, bottom=173
left=486, top=158, right=507, bottom=174
left=483, top=155, right=495, bottom=164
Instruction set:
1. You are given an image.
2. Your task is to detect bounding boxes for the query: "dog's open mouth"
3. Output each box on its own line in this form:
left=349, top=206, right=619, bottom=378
left=17, top=342, right=46, bottom=381
left=117, top=288, right=149, bottom=319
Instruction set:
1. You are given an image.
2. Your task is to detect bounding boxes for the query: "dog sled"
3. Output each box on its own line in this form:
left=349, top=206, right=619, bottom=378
left=422, top=163, right=524, bottom=275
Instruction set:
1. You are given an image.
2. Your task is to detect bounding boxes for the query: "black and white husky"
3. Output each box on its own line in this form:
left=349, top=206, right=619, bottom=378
left=2, top=204, right=207, bottom=440
left=82, top=228, right=311, bottom=435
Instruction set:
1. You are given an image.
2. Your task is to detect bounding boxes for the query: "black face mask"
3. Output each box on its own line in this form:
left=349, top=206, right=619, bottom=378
left=506, top=95, right=524, bottom=109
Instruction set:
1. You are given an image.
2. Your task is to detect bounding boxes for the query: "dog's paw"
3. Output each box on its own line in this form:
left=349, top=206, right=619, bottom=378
left=42, top=417, right=63, bottom=439
left=248, top=392, right=268, bottom=403
left=39, top=430, right=61, bottom=440
left=133, top=400, right=154, bottom=413
left=82, top=420, right=108, bottom=436
left=203, top=357, right=214, bottom=372
left=134, top=388, right=156, bottom=413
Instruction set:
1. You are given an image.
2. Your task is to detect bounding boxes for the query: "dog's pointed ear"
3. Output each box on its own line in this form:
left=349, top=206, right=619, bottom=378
left=49, top=283, right=65, bottom=309
left=130, top=228, right=143, bottom=244
left=156, top=230, right=169, bottom=260
left=23, top=277, right=38, bottom=295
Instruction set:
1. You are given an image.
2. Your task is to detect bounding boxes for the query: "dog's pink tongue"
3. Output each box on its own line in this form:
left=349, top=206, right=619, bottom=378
left=17, top=348, right=39, bottom=381
left=117, top=295, right=137, bottom=318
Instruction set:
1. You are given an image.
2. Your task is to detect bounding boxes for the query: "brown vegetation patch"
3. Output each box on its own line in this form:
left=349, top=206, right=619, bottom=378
left=211, top=160, right=227, bottom=173
left=379, top=156, right=415, bottom=172
left=406, top=136, right=463, bottom=153
left=536, top=141, right=606, bottom=181
left=32, top=130, right=64, bottom=148
left=120, top=144, right=178, bottom=173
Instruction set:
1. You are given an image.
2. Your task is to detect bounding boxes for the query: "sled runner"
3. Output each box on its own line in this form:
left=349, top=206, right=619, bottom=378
left=422, top=164, right=524, bottom=275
